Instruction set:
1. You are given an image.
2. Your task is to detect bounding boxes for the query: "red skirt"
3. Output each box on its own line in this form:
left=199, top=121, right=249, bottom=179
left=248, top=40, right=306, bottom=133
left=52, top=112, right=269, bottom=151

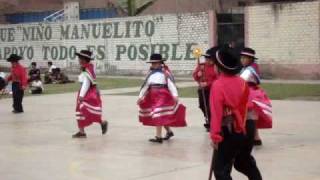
left=248, top=86, right=273, bottom=129
left=76, top=86, right=102, bottom=128
left=138, top=88, right=187, bottom=127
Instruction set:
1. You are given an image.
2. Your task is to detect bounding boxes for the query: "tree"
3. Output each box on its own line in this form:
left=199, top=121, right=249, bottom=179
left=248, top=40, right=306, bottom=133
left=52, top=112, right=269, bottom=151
left=127, top=0, right=136, bottom=16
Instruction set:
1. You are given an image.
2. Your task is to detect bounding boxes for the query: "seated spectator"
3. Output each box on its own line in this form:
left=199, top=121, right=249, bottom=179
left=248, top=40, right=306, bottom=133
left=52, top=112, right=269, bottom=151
left=0, top=76, right=6, bottom=91
left=0, top=72, right=10, bottom=96
left=44, top=61, right=57, bottom=84
left=28, top=62, right=41, bottom=82
left=52, top=68, right=74, bottom=84
left=29, top=77, right=44, bottom=94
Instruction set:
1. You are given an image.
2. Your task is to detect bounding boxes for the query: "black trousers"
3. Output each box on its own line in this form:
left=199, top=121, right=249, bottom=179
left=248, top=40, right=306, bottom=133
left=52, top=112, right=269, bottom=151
left=213, top=125, right=262, bottom=180
left=198, top=88, right=211, bottom=124
left=12, top=82, right=24, bottom=112
left=31, top=87, right=43, bottom=94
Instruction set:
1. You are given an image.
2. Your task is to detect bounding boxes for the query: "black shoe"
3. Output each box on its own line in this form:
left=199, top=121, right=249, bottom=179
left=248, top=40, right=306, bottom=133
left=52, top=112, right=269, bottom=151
left=72, top=132, right=87, bottom=138
left=163, top=131, right=174, bottom=140
left=149, top=136, right=163, bottom=143
left=101, top=121, right=108, bottom=135
left=12, top=110, right=23, bottom=114
left=204, top=123, right=210, bottom=132
left=254, top=140, right=262, bottom=146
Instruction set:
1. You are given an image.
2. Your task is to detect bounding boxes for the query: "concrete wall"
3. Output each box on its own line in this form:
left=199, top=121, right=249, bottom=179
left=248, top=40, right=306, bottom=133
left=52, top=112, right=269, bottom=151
left=245, top=1, right=320, bottom=79
left=0, top=11, right=213, bottom=75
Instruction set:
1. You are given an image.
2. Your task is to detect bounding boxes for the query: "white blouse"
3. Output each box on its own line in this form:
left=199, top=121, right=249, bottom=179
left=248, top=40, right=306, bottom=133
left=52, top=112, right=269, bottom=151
left=78, top=73, right=90, bottom=98
left=139, top=71, right=178, bottom=99
left=240, top=66, right=260, bottom=85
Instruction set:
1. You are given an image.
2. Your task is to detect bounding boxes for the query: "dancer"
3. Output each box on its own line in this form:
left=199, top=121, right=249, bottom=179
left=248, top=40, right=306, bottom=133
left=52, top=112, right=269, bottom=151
left=6, top=54, right=28, bottom=113
left=193, top=47, right=218, bottom=131
left=138, top=54, right=187, bottom=143
left=209, top=47, right=262, bottom=180
left=72, top=50, right=108, bottom=138
left=240, top=47, right=273, bottom=146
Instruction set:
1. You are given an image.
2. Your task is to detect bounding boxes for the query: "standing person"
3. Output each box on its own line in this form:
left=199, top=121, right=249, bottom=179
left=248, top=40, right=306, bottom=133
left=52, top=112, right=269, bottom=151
left=138, top=54, right=187, bottom=143
left=209, top=47, right=262, bottom=180
left=28, top=62, right=41, bottom=82
left=192, top=47, right=218, bottom=131
left=6, top=54, right=28, bottom=113
left=72, top=50, right=108, bottom=138
left=240, top=48, right=272, bottom=146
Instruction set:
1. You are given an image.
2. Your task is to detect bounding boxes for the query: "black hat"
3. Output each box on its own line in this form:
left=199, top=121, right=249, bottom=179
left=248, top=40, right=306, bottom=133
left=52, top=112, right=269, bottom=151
left=214, top=47, right=242, bottom=75
left=75, top=50, right=94, bottom=60
left=146, top=53, right=166, bottom=63
left=203, top=46, right=220, bottom=60
left=7, top=54, right=22, bottom=62
left=240, top=47, right=258, bottom=60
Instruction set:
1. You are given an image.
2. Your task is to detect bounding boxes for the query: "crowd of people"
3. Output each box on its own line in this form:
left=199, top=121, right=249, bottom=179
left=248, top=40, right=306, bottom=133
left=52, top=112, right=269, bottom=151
left=1, top=45, right=272, bottom=180
left=192, top=46, right=272, bottom=180
left=0, top=59, right=75, bottom=114
left=44, top=61, right=73, bottom=84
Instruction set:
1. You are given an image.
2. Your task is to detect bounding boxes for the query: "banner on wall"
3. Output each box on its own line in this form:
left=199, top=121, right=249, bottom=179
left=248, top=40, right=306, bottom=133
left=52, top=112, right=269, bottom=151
left=0, top=12, right=211, bottom=72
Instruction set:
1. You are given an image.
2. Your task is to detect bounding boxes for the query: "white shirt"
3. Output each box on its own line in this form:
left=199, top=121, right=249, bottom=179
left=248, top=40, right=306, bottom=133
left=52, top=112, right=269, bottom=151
left=0, top=72, right=6, bottom=78
left=78, top=73, right=91, bottom=98
left=31, top=80, right=44, bottom=90
left=139, top=71, right=178, bottom=99
left=48, top=65, right=57, bottom=73
left=240, top=66, right=260, bottom=85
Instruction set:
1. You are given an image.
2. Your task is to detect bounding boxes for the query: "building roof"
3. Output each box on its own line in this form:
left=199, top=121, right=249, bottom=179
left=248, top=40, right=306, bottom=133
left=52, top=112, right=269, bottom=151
left=139, top=0, right=217, bottom=15
left=0, top=0, right=123, bottom=14
left=138, top=0, right=308, bottom=15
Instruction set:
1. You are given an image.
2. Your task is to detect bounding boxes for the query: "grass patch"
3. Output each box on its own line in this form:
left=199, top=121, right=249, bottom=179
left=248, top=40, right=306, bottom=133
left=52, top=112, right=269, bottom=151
left=117, top=83, right=320, bottom=100
left=261, top=83, right=320, bottom=100
left=43, top=77, right=143, bottom=95
left=2, top=80, right=320, bottom=101
left=178, top=83, right=320, bottom=100
left=0, top=77, right=143, bottom=99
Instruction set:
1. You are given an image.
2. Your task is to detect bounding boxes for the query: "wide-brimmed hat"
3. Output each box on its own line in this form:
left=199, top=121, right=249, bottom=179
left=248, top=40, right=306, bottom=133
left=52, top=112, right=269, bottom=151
left=214, top=47, right=242, bottom=75
left=75, top=50, right=94, bottom=61
left=240, top=47, right=258, bottom=60
left=203, top=46, right=220, bottom=60
left=146, top=54, right=166, bottom=63
left=7, top=54, right=22, bottom=62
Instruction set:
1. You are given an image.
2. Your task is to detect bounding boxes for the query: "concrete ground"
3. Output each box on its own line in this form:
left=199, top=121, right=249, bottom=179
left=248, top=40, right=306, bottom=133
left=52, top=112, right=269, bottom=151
left=0, top=92, right=320, bottom=180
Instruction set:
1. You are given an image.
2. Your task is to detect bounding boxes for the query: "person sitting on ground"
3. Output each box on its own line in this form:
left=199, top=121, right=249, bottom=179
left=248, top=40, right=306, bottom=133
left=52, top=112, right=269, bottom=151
left=0, top=72, right=11, bottom=95
left=29, top=77, right=44, bottom=94
left=52, top=68, right=74, bottom=84
left=0, top=75, right=7, bottom=91
left=28, top=62, right=41, bottom=83
left=44, top=61, right=57, bottom=84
